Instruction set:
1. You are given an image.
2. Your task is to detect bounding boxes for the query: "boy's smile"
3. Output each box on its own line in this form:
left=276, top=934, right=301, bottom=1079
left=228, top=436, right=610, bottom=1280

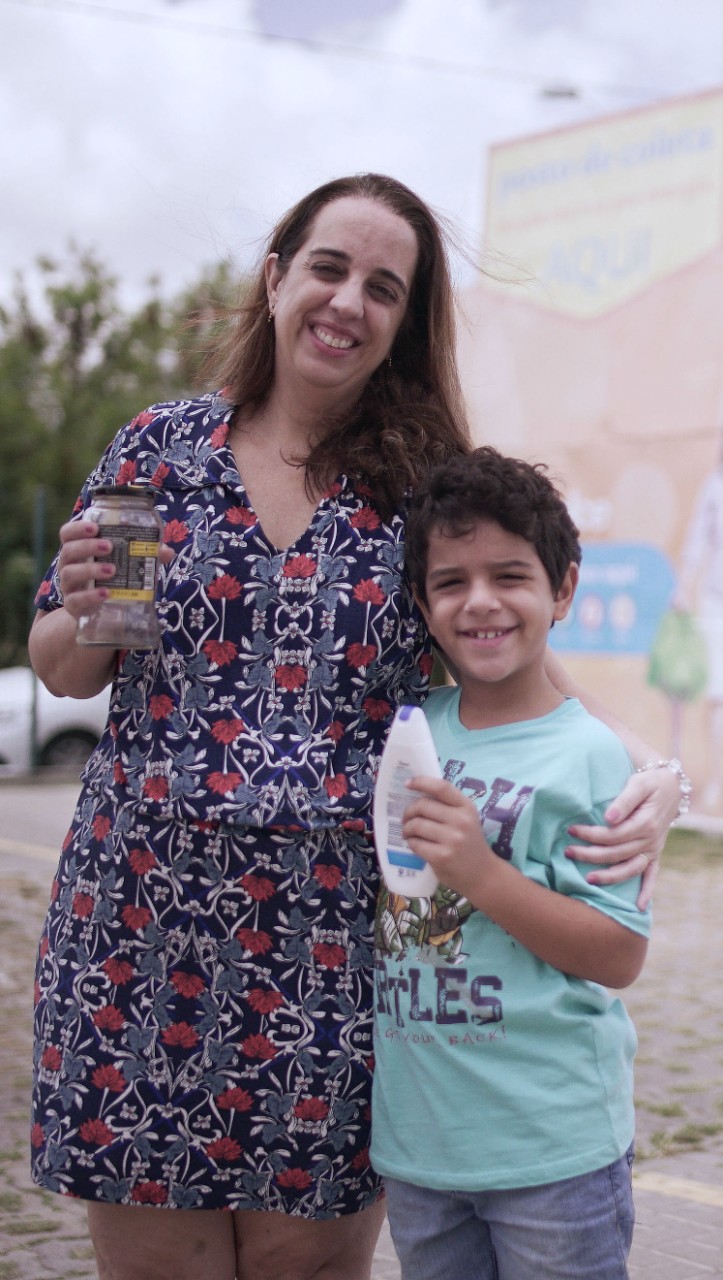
left=417, top=519, right=577, bottom=726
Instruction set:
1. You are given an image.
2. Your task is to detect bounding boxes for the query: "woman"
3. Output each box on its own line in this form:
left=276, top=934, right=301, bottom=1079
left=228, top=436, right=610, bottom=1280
left=29, top=174, right=681, bottom=1280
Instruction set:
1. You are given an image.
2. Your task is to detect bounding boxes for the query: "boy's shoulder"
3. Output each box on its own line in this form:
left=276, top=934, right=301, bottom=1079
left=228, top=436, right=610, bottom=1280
left=424, top=688, right=626, bottom=743
left=422, top=690, right=632, bottom=777
left=560, top=699, right=633, bottom=763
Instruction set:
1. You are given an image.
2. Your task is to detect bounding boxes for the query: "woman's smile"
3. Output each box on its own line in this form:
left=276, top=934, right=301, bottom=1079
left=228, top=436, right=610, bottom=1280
left=310, top=323, right=358, bottom=351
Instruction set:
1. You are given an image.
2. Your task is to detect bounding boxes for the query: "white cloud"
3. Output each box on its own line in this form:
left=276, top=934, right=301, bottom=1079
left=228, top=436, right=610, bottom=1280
left=2, top=0, right=721, bottom=307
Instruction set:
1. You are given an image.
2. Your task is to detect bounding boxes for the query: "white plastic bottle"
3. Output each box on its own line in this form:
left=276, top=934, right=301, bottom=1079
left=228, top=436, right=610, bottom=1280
left=373, top=705, right=441, bottom=896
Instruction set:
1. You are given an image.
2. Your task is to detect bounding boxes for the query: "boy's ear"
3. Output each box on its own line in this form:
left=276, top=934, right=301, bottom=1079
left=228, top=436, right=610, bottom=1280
left=552, top=562, right=578, bottom=624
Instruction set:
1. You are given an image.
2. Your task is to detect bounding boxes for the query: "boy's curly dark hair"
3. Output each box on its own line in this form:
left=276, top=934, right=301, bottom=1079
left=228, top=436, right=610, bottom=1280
left=405, top=446, right=582, bottom=603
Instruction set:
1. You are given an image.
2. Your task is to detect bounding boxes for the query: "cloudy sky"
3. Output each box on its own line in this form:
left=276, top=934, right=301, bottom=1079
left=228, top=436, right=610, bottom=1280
left=3, top=0, right=722, bottom=307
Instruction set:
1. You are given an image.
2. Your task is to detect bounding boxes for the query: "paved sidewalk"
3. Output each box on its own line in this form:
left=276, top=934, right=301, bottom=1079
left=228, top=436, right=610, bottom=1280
left=0, top=783, right=721, bottom=1279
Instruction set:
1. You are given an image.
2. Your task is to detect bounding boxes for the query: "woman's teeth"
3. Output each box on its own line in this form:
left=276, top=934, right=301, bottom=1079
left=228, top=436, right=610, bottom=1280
left=314, top=327, right=354, bottom=350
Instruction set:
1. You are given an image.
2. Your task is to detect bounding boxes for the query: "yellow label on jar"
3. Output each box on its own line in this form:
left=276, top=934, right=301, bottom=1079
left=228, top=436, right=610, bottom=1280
left=128, top=540, right=160, bottom=557
left=107, top=588, right=155, bottom=601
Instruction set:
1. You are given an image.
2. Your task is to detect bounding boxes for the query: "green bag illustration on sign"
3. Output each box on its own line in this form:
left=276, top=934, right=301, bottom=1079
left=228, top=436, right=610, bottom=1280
left=647, top=609, right=708, bottom=702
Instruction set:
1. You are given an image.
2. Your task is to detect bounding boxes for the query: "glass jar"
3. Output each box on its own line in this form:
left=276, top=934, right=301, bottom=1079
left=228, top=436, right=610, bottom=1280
left=77, top=484, right=163, bottom=649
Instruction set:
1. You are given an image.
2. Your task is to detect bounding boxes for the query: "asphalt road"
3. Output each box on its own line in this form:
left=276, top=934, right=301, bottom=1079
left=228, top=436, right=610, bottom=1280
left=0, top=778, right=81, bottom=878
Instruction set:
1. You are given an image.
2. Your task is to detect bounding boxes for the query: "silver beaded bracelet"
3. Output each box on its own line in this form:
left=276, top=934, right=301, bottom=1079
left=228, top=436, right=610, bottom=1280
left=634, top=757, right=692, bottom=822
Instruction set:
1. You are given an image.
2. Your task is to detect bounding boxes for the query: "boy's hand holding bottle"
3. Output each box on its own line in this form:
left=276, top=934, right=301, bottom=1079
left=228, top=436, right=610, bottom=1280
left=402, top=775, right=497, bottom=905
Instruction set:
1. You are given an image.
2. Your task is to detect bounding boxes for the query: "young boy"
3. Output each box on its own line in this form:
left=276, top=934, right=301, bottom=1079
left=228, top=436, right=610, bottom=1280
left=371, top=447, right=651, bottom=1280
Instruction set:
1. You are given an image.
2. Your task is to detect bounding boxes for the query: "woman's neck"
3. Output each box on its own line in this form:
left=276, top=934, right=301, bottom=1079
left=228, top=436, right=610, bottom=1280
left=257, top=375, right=360, bottom=447
left=237, top=397, right=329, bottom=456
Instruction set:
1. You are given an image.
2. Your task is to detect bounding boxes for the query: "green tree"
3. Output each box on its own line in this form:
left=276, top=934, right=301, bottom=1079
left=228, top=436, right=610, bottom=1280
left=0, top=248, right=242, bottom=667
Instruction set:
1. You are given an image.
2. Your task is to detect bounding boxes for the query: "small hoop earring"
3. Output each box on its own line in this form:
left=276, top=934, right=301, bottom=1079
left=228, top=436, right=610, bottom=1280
left=387, top=353, right=393, bottom=368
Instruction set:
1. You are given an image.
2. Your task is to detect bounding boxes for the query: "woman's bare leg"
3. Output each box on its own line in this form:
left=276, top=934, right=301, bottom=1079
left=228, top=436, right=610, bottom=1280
left=87, top=1193, right=386, bottom=1280
left=87, top=1203, right=237, bottom=1280
left=234, top=1197, right=387, bottom=1280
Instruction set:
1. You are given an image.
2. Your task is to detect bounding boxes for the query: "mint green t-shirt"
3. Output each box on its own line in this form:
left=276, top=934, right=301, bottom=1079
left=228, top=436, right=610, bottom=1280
left=371, top=691, right=651, bottom=1192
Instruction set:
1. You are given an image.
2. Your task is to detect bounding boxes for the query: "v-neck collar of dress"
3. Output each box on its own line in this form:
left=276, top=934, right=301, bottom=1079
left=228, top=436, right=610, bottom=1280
left=163, top=394, right=356, bottom=554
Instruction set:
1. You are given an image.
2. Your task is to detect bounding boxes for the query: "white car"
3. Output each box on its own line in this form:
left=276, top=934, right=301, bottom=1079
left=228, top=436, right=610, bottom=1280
left=0, top=666, right=110, bottom=774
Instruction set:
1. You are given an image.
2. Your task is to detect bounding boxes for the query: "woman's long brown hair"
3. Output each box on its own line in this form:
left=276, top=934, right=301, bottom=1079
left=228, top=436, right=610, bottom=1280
left=209, top=173, right=472, bottom=520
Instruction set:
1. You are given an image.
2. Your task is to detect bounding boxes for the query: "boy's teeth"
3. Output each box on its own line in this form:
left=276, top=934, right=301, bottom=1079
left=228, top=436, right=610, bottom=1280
left=315, top=327, right=354, bottom=350
left=472, top=630, right=503, bottom=639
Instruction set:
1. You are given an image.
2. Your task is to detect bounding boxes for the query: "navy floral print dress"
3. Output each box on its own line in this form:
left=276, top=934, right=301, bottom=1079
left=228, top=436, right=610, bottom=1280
left=31, top=393, right=431, bottom=1217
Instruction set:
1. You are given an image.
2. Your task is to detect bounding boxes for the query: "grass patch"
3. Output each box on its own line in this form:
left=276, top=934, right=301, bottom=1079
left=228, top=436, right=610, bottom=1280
left=38, top=1189, right=62, bottom=1210
left=4, top=1217, right=57, bottom=1235
left=647, top=1120, right=723, bottom=1156
left=0, top=1192, right=22, bottom=1213
left=639, top=1101, right=686, bottom=1118
left=649, top=1130, right=681, bottom=1156
left=70, top=1245, right=97, bottom=1261
left=672, top=1121, right=723, bottom=1144
left=16, top=882, right=42, bottom=901
left=0, top=1262, right=21, bottom=1280
left=0, top=1147, right=23, bottom=1165
left=663, top=828, right=723, bottom=867
left=669, top=1081, right=715, bottom=1095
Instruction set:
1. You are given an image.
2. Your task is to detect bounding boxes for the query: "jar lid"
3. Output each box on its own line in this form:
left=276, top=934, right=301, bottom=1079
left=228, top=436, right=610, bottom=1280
left=90, top=484, right=156, bottom=499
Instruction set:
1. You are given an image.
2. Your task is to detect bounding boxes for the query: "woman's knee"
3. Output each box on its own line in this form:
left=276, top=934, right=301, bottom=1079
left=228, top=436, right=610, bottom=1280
left=87, top=1203, right=236, bottom=1280
left=234, top=1198, right=386, bottom=1280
